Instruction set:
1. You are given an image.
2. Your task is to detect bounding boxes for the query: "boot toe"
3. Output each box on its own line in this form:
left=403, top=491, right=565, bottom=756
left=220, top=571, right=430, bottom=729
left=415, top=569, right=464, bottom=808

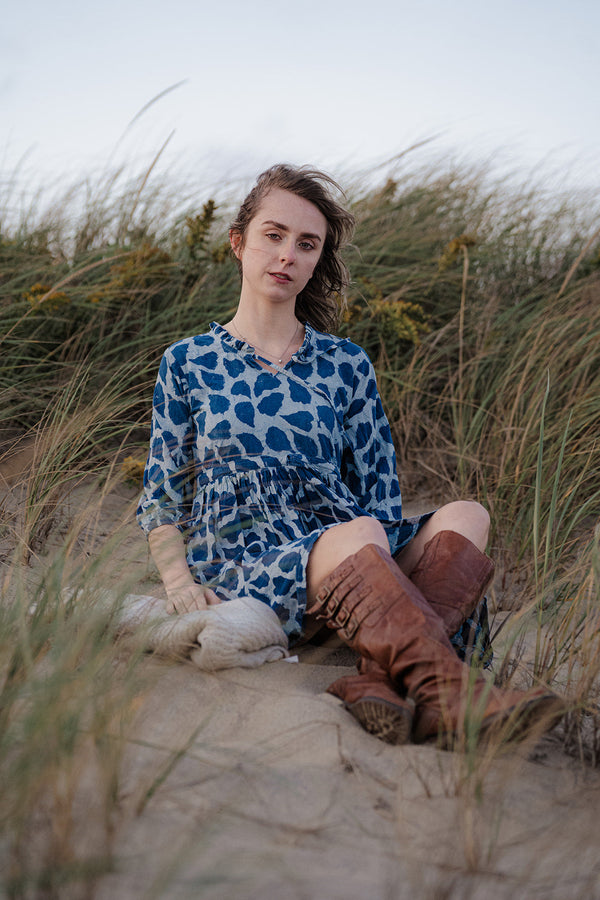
left=478, top=689, right=567, bottom=745
left=413, top=688, right=567, bottom=750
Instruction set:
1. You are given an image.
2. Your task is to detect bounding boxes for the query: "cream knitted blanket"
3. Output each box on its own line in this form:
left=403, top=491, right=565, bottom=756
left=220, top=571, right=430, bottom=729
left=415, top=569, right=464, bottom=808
left=115, top=594, right=289, bottom=670
left=74, top=591, right=289, bottom=670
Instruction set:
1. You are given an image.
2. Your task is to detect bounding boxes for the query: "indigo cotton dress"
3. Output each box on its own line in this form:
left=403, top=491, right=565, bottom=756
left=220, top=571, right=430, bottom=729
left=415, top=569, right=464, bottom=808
left=137, top=321, right=433, bottom=643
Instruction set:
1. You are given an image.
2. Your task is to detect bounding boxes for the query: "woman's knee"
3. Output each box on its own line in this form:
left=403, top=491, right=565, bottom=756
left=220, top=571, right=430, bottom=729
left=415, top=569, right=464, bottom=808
left=429, top=500, right=490, bottom=550
left=306, top=516, right=388, bottom=601
left=340, top=515, right=389, bottom=548
left=395, top=500, right=490, bottom=575
left=314, top=516, right=388, bottom=563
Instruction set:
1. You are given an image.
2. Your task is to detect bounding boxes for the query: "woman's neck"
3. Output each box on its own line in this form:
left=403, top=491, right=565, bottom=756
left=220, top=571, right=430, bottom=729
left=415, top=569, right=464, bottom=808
left=226, top=297, right=298, bottom=341
left=225, top=299, right=304, bottom=365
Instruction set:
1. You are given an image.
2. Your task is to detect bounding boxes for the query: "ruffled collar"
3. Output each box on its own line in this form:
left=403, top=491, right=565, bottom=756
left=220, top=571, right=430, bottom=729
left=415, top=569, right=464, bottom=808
left=210, top=321, right=348, bottom=364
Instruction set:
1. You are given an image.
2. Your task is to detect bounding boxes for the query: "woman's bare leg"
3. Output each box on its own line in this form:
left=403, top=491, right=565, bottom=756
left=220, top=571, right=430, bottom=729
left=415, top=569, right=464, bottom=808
left=305, top=502, right=490, bottom=605
left=306, top=516, right=389, bottom=607
left=395, top=500, right=490, bottom=576
left=303, top=503, right=492, bottom=742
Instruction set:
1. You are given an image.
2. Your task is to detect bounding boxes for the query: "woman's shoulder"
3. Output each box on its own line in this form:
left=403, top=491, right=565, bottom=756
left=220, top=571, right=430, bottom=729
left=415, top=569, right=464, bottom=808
left=163, top=329, right=220, bottom=365
left=307, top=326, right=375, bottom=375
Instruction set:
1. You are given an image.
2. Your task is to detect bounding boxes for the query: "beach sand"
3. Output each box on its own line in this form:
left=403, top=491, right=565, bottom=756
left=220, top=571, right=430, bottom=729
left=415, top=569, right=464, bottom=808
left=2, top=444, right=600, bottom=900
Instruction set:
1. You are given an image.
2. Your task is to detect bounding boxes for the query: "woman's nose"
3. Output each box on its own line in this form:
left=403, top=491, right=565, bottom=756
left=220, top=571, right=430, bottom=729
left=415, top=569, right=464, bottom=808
left=279, top=239, right=296, bottom=263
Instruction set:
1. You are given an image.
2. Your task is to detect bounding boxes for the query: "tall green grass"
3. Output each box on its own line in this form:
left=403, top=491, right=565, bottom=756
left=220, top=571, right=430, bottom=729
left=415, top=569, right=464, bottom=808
left=1, top=151, right=599, bottom=893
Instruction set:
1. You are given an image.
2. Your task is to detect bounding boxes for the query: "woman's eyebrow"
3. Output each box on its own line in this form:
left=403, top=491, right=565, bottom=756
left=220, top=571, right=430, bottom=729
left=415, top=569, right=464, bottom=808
left=261, top=219, right=323, bottom=243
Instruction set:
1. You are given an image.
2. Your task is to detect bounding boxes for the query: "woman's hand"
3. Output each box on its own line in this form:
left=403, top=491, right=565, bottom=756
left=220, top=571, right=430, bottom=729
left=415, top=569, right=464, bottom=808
left=148, top=524, right=221, bottom=615
left=165, top=582, right=221, bottom=615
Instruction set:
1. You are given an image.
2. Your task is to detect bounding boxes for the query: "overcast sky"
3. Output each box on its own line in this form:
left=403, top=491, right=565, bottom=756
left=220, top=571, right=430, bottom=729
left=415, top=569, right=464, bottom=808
left=2, top=0, right=599, bottom=195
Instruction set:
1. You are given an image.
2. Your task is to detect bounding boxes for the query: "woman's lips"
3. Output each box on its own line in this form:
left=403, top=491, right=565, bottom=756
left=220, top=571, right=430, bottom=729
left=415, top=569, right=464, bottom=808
left=269, top=272, right=292, bottom=284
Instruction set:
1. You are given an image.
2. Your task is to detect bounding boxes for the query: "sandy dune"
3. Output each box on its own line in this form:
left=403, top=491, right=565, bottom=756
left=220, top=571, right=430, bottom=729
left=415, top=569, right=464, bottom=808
left=92, top=646, right=600, bottom=900
left=2, top=441, right=600, bottom=899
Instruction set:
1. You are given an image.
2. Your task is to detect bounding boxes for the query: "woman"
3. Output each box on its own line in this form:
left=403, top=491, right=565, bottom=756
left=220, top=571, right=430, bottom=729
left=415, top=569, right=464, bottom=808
left=138, top=164, right=563, bottom=747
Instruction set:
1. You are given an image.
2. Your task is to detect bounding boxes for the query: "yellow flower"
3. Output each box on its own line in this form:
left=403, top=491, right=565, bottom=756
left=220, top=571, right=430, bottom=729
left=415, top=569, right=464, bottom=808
left=345, top=279, right=429, bottom=347
left=24, top=283, right=70, bottom=312
left=371, top=297, right=429, bottom=345
left=438, top=234, right=478, bottom=272
left=120, top=456, right=146, bottom=486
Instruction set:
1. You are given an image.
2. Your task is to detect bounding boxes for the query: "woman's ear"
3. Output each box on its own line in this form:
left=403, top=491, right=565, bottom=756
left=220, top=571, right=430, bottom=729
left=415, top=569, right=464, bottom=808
left=229, top=228, right=243, bottom=259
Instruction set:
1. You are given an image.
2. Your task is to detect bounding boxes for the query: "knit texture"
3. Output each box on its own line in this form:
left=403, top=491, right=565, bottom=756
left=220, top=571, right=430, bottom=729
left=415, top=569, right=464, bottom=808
left=66, top=589, right=289, bottom=670
left=116, top=594, right=289, bottom=669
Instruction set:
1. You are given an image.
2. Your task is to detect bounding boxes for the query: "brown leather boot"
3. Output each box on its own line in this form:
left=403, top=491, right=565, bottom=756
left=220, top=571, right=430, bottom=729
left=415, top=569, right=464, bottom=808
left=326, top=658, right=415, bottom=744
left=327, top=530, right=494, bottom=743
left=408, top=530, right=494, bottom=638
left=310, top=544, right=565, bottom=748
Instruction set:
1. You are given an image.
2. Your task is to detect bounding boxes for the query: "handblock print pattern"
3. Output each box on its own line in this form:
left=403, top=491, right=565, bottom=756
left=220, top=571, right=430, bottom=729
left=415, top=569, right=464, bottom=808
left=138, top=321, right=432, bottom=641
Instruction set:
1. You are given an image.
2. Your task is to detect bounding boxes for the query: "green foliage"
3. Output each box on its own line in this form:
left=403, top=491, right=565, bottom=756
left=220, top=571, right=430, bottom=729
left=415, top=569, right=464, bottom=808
left=0, top=177, right=238, bottom=431
left=1, top=152, right=600, bottom=890
left=1, top=155, right=598, bottom=568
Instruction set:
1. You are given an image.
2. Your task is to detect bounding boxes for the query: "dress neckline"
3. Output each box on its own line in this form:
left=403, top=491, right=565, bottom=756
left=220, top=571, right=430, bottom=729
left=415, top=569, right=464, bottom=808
left=210, top=320, right=347, bottom=364
left=211, top=320, right=312, bottom=362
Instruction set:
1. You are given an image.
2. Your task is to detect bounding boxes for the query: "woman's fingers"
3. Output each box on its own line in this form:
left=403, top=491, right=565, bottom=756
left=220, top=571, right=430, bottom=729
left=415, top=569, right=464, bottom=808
left=166, top=584, right=222, bottom=614
left=205, top=588, right=221, bottom=606
left=173, top=586, right=202, bottom=614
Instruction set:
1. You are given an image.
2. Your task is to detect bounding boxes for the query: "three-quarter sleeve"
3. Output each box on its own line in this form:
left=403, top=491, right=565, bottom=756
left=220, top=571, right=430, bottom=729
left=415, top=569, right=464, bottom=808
left=340, top=349, right=405, bottom=551
left=137, top=349, right=196, bottom=533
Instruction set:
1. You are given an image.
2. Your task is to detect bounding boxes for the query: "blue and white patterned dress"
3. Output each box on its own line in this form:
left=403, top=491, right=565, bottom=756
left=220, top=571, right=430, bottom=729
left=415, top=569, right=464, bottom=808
left=137, top=321, right=432, bottom=642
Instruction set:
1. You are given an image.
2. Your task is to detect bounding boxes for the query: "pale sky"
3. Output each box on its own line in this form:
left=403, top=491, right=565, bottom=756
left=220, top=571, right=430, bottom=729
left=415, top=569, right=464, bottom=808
left=2, top=0, right=599, bottom=194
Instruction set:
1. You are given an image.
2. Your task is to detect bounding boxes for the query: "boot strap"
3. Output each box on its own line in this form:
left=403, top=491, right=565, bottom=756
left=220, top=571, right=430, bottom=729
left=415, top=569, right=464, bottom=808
left=315, top=582, right=373, bottom=641
left=313, top=569, right=364, bottom=612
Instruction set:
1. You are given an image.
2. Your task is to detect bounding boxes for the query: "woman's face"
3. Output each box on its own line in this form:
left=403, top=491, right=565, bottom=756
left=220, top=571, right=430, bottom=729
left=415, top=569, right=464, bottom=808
left=230, top=188, right=327, bottom=305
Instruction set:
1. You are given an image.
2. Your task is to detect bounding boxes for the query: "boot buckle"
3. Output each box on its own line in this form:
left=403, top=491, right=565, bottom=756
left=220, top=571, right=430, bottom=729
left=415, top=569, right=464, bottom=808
left=325, top=595, right=341, bottom=617
left=315, top=586, right=331, bottom=606
left=335, top=606, right=351, bottom=627
left=338, top=619, right=358, bottom=641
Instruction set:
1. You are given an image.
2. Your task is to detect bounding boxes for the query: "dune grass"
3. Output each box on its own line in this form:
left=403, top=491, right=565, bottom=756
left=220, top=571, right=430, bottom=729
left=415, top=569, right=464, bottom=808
left=1, top=151, right=599, bottom=895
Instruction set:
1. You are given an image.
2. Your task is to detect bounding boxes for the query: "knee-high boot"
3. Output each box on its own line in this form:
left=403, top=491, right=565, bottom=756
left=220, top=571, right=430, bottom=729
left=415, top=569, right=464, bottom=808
left=326, top=531, right=493, bottom=743
left=311, top=543, right=564, bottom=748
left=409, top=530, right=494, bottom=637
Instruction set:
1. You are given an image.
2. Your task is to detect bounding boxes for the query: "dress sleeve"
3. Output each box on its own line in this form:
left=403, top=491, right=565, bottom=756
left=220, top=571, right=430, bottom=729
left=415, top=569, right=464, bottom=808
left=340, top=349, right=405, bottom=552
left=137, top=348, right=196, bottom=533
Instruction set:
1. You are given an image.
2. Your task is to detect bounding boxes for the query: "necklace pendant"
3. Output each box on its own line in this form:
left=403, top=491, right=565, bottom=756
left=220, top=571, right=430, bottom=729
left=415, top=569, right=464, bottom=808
left=231, top=317, right=299, bottom=367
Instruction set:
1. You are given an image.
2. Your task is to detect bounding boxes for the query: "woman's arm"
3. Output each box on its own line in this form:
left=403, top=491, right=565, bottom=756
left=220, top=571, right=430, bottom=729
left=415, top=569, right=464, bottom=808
left=340, top=350, right=404, bottom=537
left=148, top=524, right=220, bottom=614
left=139, top=347, right=220, bottom=614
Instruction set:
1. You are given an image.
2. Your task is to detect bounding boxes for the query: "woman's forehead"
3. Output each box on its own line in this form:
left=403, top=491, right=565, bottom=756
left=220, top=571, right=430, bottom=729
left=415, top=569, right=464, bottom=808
left=253, top=188, right=327, bottom=237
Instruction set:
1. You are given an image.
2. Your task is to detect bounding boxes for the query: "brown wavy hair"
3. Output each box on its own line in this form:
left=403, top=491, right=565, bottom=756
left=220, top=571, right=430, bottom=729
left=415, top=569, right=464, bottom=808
left=229, top=164, right=355, bottom=333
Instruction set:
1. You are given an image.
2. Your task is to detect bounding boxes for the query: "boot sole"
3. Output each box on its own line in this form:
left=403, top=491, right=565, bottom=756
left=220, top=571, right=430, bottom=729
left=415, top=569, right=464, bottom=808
left=431, top=692, right=567, bottom=750
left=346, top=697, right=415, bottom=745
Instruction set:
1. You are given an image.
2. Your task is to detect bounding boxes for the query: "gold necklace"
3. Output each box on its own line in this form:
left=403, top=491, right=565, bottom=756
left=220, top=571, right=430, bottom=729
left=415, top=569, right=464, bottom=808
left=231, top=318, right=300, bottom=365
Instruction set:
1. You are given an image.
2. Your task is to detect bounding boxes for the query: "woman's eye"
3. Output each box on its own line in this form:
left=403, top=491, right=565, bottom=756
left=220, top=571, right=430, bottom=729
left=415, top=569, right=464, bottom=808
left=266, top=232, right=281, bottom=241
left=299, top=241, right=315, bottom=251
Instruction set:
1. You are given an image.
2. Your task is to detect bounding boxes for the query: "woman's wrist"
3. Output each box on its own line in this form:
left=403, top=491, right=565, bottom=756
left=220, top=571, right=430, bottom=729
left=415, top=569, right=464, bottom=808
left=165, top=572, right=196, bottom=592
left=148, top=524, right=194, bottom=593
